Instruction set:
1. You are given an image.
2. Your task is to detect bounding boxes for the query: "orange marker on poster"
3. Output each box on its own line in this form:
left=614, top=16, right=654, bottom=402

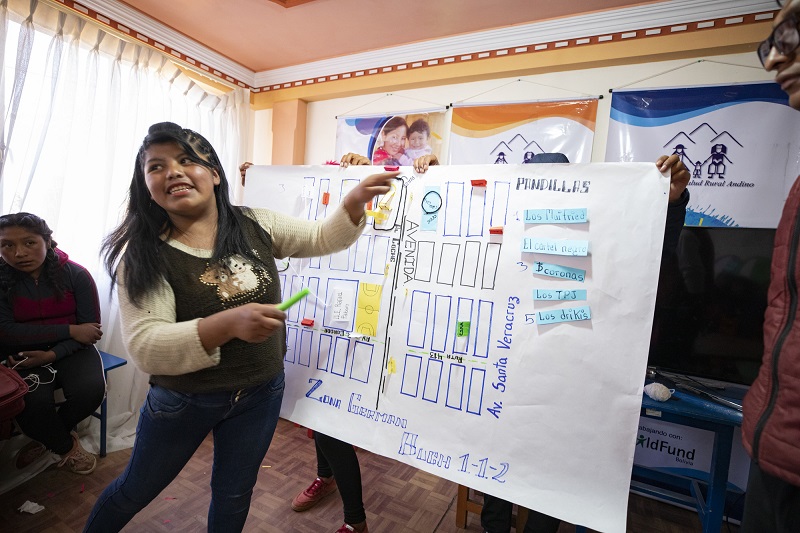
left=489, top=226, right=504, bottom=235
left=301, top=318, right=314, bottom=327
left=321, top=192, right=330, bottom=205
left=471, top=179, right=487, bottom=187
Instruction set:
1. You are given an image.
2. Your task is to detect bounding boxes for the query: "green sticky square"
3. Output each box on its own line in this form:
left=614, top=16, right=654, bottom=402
left=456, top=321, right=470, bottom=337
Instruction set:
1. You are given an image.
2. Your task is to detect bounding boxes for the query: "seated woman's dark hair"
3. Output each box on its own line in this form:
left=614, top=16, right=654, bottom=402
left=102, top=122, right=260, bottom=304
left=0, top=212, right=65, bottom=298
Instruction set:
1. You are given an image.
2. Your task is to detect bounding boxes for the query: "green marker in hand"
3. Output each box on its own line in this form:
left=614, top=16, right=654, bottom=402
left=276, top=287, right=310, bottom=311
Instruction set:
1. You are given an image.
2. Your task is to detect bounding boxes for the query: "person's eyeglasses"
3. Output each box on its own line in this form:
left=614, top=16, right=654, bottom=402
left=758, top=13, right=800, bottom=66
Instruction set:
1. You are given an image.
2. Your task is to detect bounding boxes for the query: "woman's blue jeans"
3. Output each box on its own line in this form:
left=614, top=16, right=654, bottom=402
left=83, top=371, right=285, bottom=533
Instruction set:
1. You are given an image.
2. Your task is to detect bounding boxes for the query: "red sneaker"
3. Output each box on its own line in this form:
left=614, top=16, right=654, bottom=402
left=335, top=523, right=369, bottom=533
left=291, top=476, right=338, bottom=511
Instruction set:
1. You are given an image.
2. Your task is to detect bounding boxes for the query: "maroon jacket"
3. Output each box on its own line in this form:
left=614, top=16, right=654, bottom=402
left=742, top=176, right=800, bottom=487
left=0, top=248, right=100, bottom=360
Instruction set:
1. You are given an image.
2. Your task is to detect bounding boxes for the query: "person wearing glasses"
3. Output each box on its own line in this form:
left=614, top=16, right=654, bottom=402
left=741, top=1, right=800, bottom=531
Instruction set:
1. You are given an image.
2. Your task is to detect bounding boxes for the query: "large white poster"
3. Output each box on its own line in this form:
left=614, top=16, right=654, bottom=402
left=606, top=82, right=800, bottom=228
left=449, top=99, right=598, bottom=164
left=242, top=163, right=669, bottom=533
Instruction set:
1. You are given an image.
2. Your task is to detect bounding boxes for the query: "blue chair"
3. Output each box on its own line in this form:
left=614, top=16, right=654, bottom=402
left=95, top=351, right=127, bottom=457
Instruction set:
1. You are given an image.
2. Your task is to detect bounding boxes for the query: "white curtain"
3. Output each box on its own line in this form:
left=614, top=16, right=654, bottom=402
left=0, top=0, right=251, bottom=489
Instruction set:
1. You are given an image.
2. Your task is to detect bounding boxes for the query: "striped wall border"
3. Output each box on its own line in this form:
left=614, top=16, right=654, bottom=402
left=55, top=0, right=775, bottom=95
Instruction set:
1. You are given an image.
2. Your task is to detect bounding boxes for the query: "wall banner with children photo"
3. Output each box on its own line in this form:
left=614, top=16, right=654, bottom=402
left=605, top=82, right=800, bottom=228
left=448, top=99, right=598, bottom=165
left=335, top=111, right=447, bottom=166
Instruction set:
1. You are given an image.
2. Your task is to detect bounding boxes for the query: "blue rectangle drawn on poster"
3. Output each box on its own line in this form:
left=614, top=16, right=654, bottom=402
left=421, top=186, right=441, bottom=231
left=532, top=262, right=586, bottom=282
left=533, top=289, right=587, bottom=301
left=524, top=208, right=588, bottom=224
left=537, top=306, right=592, bottom=325
left=522, top=238, right=589, bottom=256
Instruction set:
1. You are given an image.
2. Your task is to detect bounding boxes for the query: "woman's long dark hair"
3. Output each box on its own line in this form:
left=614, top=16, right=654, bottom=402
left=0, top=212, right=65, bottom=298
left=102, top=122, right=259, bottom=305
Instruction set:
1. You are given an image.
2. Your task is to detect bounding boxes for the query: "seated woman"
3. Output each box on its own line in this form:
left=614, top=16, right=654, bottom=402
left=0, top=212, right=105, bottom=474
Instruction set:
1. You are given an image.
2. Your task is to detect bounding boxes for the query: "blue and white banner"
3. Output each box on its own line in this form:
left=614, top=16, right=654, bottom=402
left=606, top=83, right=800, bottom=228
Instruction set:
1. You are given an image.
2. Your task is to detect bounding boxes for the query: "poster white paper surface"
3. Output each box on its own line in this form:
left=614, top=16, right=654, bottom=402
left=242, top=163, right=669, bottom=533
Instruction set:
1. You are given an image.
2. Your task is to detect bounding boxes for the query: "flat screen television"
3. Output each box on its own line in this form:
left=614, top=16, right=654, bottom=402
left=648, top=226, right=776, bottom=386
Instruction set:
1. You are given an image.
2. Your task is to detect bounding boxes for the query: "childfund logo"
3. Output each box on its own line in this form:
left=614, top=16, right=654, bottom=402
left=636, top=434, right=696, bottom=466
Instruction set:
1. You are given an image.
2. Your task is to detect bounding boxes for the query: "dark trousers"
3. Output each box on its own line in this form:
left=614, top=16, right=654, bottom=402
left=315, top=432, right=366, bottom=524
left=741, top=460, right=800, bottom=533
left=84, top=373, right=285, bottom=533
left=481, top=493, right=561, bottom=533
left=15, top=346, right=105, bottom=455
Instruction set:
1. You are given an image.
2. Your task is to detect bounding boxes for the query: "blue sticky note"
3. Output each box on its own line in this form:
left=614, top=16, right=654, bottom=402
left=521, top=238, right=589, bottom=256
left=421, top=212, right=438, bottom=230
left=531, top=261, right=586, bottom=282
left=421, top=186, right=441, bottom=231
left=524, top=208, right=588, bottom=224
left=536, top=305, right=592, bottom=325
left=533, top=289, right=587, bottom=301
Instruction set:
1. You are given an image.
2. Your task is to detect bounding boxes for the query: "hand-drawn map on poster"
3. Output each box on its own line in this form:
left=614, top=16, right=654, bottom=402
left=242, top=163, right=669, bottom=533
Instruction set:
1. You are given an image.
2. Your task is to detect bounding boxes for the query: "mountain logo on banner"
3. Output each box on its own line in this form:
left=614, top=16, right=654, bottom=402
left=490, top=133, right=546, bottom=164
left=664, top=122, right=748, bottom=227
left=665, top=122, right=744, bottom=183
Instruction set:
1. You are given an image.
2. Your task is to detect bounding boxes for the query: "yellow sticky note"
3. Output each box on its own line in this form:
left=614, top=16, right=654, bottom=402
left=355, top=282, right=382, bottom=337
left=387, top=357, right=396, bottom=374
left=366, top=210, right=388, bottom=223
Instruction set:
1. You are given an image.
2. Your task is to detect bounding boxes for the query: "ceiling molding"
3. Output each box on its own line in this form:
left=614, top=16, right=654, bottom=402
left=59, top=0, right=775, bottom=95
left=266, top=0, right=318, bottom=7
left=253, top=0, right=776, bottom=87
left=68, top=0, right=257, bottom=86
